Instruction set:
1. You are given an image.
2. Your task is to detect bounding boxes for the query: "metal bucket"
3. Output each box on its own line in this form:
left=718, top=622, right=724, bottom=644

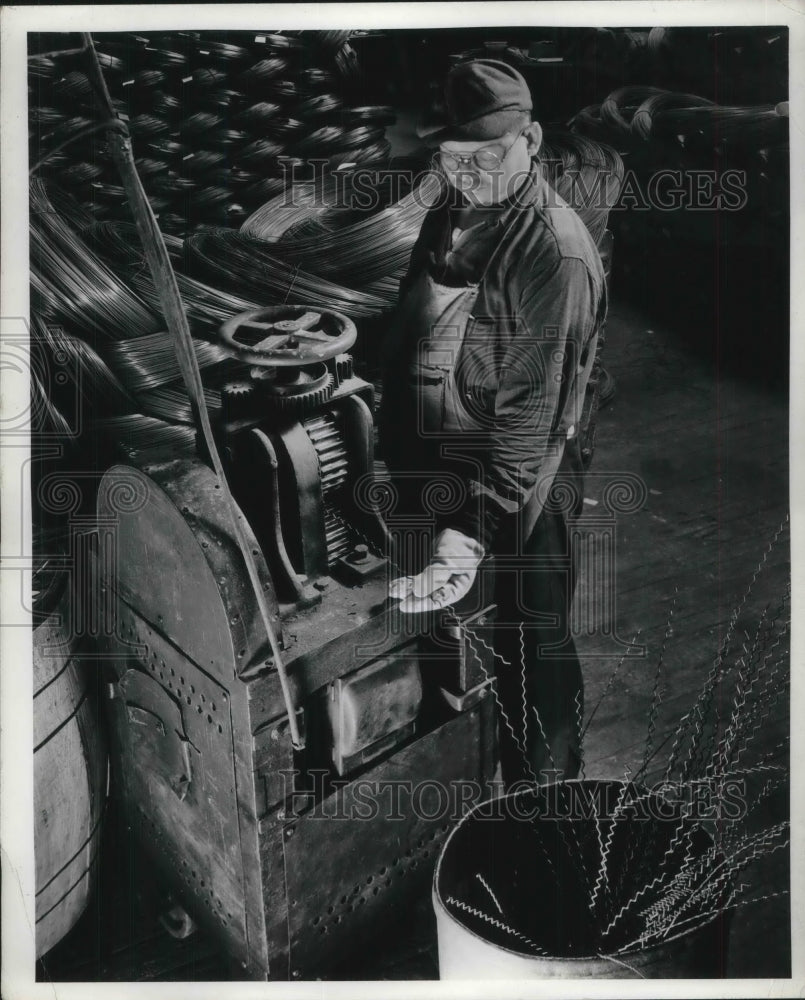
left=433, top=780, right=731, bottom=979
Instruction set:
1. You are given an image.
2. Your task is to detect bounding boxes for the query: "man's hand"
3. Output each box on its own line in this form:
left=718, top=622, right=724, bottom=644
left=389, top=528, right=485, bottom=613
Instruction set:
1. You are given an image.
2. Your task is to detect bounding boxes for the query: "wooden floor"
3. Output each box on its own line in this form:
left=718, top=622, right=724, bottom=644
left=37, top=288, right=790, bottom=983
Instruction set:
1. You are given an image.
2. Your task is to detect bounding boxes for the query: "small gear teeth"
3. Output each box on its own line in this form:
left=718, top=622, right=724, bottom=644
left=222, top=381, right=255, bottom=397
left=265, top=373, right=334, bottom=415
left=335, top=353, right=354, bottom=384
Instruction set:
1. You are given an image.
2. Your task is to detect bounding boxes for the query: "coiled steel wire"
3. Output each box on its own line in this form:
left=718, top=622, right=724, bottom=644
left=236, top=101, right=282, bottom=127
left=296, top=93, right=343, bottom=118
left=82, top=219, right=185, bottom=269
left=102, top=328, right=232, bottom=392
left=600, top=86, right=671, bottom=137
left=631, top=91, right=715, bottom=142
left=240, top=169, right=443, bottom=286
left=184, top=229, right=390, bottom=318
left=239, top=56, right=288, bottom=88
left=30, top=178, right=161, bottom=341
left=195, top=88, right=247, bottom=113
left=539, top=133, right=625, bottom=245
left=337, top=105, right=396, bottom=127
left=651, top=103, right=788, bottom=148
left=32, top=314, right=138, bottom=413
left=96, top=413, right=197, bottom=455
left=194, top=40, right=252, bottom=64
left=136, top=381, right=222, bottom=425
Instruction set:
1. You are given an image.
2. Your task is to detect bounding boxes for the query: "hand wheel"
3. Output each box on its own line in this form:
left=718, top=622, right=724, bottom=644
left=218, top=305, right=356, bottom=367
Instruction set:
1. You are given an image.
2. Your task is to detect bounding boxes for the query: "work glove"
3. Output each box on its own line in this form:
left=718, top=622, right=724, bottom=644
left=389, top=528, right=485, bottom=614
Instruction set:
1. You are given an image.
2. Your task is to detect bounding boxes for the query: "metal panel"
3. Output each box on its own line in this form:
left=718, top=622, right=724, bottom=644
left=106, top=605, right=251, bottom=966
left=277, top=703, right=495, bottom=979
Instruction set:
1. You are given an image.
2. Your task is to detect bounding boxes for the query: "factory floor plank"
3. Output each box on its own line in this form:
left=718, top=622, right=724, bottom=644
left=36, top=289, right=790, bottom=982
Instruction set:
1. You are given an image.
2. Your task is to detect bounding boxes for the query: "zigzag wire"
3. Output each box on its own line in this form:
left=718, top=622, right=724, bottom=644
left=599, top=838, right=693, bottom=946
left=598, top=793, right=715, bottom=943
left=475, top=872, right=504, bottom=915
left=639, top=820, right=786, bottom=943
left=615, top=887, right=789, bottom=955
left=519, top=623, right=529, bottom=757
left=636, top=588, right=677, bottom=783
left=658, top=823, right=789, bottom=936
left=462, top=619, right=518, bottom=669
left=730, top=640, right=790, bottom=736
left=710, top=646, right=790, bottom=778
left=648, top=816, right=736, bottom=923
left=662, top=519, right=789, bottom=784
left=445, top=895, right=547, bottom=954
left=456, top=615, right=540, bottom=785
left=581, top=629, right=643, bottom=741
left=526, top=706, right=599, bottom=902
left=723, top=773, right=787, bottom=856
left=632, top=817, right=704, bottom=935
left=608, top=595, right=681, bottom=914
left=695, top=595, right=789, bottom=782
left=735, top=623, right=791, bottom=733
left=730, top=736, right=789, bottom=782
left=702, top=625, right=762, bottom=783
left=660, top=834, right=790, bottom=941
left=604, top=780, right=688, bottom=927
left=575, top=688, right=586, bottom=781
left=706, top=595, right=789, bottom=779
left=590, top=770, right=631, bottom=915
left=638, top=823, right=723, bottom=939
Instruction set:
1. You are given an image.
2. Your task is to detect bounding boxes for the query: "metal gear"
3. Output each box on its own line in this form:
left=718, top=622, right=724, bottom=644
left=252, top=361, right=335, bottom=416
left=263, top=374, right=334, bottom=415
left=222, top=381, right=255, bottom=398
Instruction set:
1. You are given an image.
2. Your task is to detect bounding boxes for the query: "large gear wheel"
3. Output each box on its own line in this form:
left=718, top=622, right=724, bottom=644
left=253, top=362, right=335, bottom=416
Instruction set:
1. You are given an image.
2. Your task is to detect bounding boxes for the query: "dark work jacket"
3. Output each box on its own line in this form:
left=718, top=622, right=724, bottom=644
left=383, top=162, right=607, bottom=550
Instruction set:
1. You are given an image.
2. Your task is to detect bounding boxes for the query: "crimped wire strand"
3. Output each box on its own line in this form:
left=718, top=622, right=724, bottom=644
left=475, top=873, right=504, bottom=915
left=445, top=896, right=546, bottom=954
left=663, top=516, right=789, bottom=784
left=706, top=610, right=784, bottom=778
left=636, top=588, right=677, bottom=783
left=581, top=629, right=643, bottom=740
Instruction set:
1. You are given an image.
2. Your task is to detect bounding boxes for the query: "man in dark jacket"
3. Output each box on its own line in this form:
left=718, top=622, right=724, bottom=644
left=380, top=60, right=607, bottom=785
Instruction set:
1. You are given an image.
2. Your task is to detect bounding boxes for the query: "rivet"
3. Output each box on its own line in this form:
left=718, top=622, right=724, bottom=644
left=271, top=729, right=280, bottom=742
left=285, top=827, right=294, bottom=838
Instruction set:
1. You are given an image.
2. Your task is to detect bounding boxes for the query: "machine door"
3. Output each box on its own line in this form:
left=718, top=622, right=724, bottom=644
left=107, top=605, right=251, bottom=968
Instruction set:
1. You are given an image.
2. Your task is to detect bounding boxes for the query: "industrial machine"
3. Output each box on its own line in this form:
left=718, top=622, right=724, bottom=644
left=96, top=305, right=496, bottom=979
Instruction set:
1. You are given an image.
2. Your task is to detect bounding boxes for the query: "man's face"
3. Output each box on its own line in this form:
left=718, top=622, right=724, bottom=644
left=438, top=127, right=532, bottom=205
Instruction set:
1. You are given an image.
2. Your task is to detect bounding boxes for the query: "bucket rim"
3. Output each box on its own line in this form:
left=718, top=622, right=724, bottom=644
left=432, top=778, right=725, bottom=965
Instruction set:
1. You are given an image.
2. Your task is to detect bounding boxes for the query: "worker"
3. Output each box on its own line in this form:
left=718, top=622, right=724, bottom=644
left=379, top=59, right=607, bottom=787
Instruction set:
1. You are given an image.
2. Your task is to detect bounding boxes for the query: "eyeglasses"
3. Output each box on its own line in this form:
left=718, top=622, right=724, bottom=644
left=439, top=128, right=527, bottom=173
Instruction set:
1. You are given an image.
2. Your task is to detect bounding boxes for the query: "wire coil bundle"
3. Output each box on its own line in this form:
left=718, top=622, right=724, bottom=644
left=30, top=178, right=161, bottom=342
left=30, top=30, right=398, bottom=235
left=572, top=85, right=789, bottom=158
left=539, top=133, right=625, bottom=246
left=184, top=229, right=390, bottom=319
left=240, top=169, right=443, bottom=294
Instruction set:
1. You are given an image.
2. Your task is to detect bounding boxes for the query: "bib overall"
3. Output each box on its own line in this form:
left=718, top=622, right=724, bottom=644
left=379, top=218, right=593, bottom=785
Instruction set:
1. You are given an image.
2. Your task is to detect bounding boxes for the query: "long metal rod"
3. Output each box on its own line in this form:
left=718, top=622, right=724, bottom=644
left=80, top=33, right=304, bottom=748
